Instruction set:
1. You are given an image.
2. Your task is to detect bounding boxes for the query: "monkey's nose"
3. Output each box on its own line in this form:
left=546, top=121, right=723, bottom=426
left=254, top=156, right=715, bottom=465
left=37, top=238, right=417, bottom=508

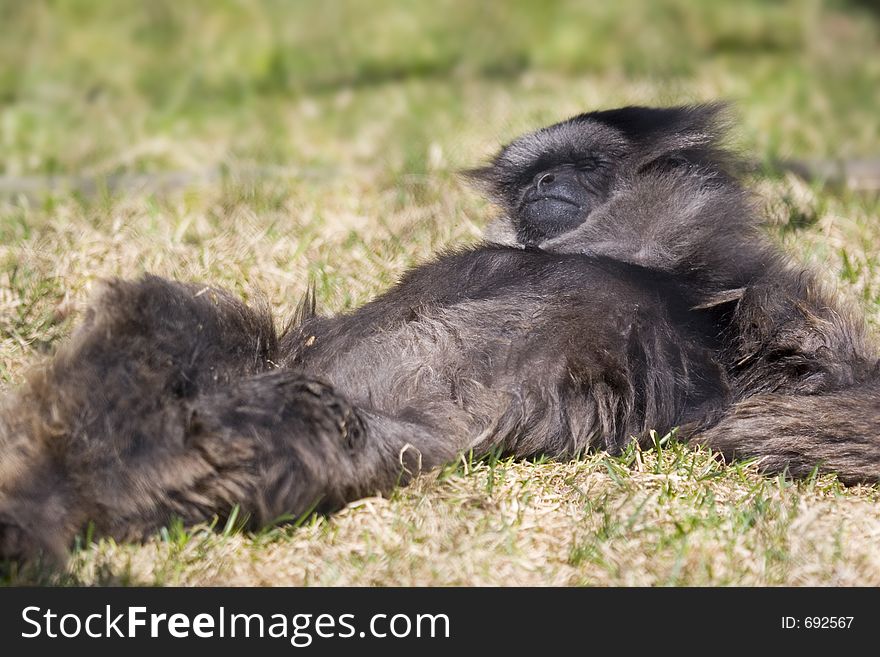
left=536, top=172, right=555, bottom=191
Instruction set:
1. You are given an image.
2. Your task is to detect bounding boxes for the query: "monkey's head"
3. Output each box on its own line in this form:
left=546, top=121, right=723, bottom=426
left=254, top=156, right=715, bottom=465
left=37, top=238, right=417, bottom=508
left=468, top=104, right=766, bottom=289
left=470, top=104, right=747, bottom=248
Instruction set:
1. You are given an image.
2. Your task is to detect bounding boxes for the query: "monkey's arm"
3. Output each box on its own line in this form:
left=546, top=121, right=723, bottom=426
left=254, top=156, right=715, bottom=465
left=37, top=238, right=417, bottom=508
left=692, top=383, right=880, bottom=485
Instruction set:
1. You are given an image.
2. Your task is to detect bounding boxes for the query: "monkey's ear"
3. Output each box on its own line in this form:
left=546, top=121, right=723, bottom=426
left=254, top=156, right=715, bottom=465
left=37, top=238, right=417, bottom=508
left=460, top=164, right=493, bottom=188
left=461, top=163, right=500, bottom=188
left=459, top=164, right=509, bottom=205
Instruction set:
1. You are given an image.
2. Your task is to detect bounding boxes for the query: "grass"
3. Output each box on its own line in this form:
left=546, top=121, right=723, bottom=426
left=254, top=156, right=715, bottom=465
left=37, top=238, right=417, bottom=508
left=10, top=442, right=880, bottom=586
left=1, top=0, right=880, bottom=585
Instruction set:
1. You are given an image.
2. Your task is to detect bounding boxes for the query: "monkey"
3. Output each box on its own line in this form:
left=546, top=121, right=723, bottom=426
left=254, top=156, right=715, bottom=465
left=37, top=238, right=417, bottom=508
left=0, top=104, right=878, bottom=564
left=473, top=104, right=880, bottom=480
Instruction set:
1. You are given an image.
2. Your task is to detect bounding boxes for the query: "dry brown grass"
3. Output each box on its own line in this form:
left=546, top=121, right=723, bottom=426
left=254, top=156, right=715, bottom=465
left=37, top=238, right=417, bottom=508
left=57, top=450, right=880, bottom=586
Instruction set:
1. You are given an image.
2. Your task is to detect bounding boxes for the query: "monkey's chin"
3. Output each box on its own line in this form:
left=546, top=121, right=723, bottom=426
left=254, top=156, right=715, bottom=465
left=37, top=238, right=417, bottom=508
left=520, top=198, right=585, bottom=236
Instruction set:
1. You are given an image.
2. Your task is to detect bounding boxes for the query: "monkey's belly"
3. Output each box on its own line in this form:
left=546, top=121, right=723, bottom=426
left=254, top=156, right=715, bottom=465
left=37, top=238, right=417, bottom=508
left=295, top=282, right=728, bottom=455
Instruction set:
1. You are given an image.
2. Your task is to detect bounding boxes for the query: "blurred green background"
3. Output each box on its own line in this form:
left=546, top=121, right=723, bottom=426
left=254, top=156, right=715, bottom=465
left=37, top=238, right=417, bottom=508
left=1, top=0, right=878, bottom=178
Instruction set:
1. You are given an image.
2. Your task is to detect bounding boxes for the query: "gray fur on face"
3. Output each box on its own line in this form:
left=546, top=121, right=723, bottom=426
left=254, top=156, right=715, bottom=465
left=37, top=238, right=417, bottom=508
left=1, top=104, right=878, bottom=564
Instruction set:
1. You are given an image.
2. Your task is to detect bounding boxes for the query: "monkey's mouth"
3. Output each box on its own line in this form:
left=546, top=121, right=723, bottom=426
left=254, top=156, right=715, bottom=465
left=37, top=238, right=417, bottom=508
left=520, top=196, right=582, bottom=215
left=521, top=189, right=582, bottom=208
left=527, top=195, right=580, bottom=207
left=518, top=194, right=588, bottom=242
left=519, top=196, right=583, bottom=223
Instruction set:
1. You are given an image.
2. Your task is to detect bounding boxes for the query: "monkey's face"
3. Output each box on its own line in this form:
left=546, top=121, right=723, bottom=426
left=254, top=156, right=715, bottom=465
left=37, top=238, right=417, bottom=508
left=513, top=157, right=615, bottom=245
left=469, top=118, right=626, bottom=246
left=469, top=104, right=731, bottom=248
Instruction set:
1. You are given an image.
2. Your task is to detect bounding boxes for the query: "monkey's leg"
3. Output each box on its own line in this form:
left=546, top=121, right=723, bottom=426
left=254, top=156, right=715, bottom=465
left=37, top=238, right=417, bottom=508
left=170, top=370, right=454, bottom=530
left=691, top=381, right=880, bottom=485
left=0, top=275, right=278, bottom=562
left=2, top=368, right=453, bottom=559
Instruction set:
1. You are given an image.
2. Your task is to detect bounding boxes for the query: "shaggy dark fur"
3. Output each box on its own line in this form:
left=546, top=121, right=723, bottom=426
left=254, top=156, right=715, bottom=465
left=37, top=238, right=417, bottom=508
left=1, top=104, right=878, bottom=563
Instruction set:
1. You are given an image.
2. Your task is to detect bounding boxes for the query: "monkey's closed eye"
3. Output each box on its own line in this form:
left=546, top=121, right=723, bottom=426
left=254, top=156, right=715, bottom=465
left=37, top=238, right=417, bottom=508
left=574, top=158, right=600, bottom=172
